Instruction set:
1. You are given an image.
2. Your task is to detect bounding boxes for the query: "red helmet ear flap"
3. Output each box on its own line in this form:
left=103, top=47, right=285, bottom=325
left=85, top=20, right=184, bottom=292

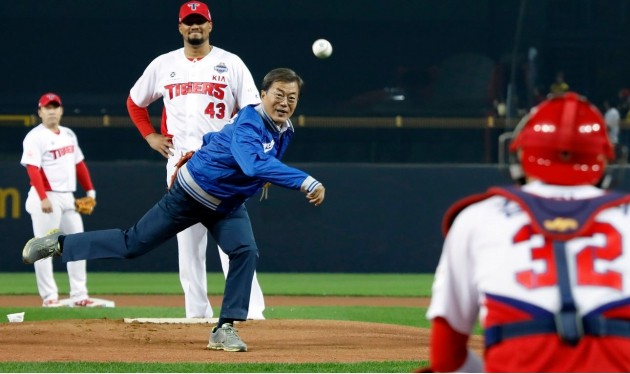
left=509, top=92, right=613, bottom=185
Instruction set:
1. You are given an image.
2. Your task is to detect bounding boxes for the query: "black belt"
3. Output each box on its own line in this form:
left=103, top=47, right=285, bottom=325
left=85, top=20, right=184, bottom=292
left=485, top=316, right=630, bottom=348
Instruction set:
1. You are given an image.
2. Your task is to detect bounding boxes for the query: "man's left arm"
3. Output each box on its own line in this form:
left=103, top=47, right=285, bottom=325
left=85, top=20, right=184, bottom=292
left=231, top=121, right=322, bottom=192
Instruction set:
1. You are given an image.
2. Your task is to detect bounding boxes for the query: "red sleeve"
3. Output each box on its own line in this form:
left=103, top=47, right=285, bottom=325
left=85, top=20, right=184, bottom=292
left=442, top=191, right=493, bottom=237
left=127, top=95, right=155, bottom=138
left=160, top=106, right=172, bottom=137
left=26, top=164, right=49, bottom=200
left=76, top=161, right=94, bottom=191
left=429, top=317, right=469, bottom=372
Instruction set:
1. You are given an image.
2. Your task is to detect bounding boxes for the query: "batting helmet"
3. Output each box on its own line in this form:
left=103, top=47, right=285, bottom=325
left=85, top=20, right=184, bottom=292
left=509, top=92, right=614, bottom=186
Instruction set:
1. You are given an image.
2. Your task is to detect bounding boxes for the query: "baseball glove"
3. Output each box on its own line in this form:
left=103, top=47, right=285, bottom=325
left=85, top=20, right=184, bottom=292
left=169, top=151, right=195, bottom=190
left=75, top=196, right=97, bottom=215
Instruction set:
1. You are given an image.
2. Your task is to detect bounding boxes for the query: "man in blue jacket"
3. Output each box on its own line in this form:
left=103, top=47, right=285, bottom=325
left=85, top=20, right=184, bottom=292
left=22, top=68, right=326, bottom=353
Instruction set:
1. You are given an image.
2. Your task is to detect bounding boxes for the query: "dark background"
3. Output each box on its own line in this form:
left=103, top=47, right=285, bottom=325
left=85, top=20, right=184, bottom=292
left=1, top=0, right=630, bottom=118
left=0, top=161, right=514, bottom=273
left=2, top=1, right=630, bottom=273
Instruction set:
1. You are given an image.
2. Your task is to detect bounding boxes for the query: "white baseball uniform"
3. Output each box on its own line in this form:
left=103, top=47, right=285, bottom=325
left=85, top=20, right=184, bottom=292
left=21, top=124, right=90, bottom=304
left=428, top=181, right=630, bottom=372
left=129, top=46, right=265, bottom=319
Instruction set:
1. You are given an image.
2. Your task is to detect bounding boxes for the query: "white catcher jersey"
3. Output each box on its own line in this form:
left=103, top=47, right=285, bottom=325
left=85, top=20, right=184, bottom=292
left=21, top=124, right=85, bottom=192
left=129, top=46, right=261, bottom=152
left=427, top=181, right=630, bottom=335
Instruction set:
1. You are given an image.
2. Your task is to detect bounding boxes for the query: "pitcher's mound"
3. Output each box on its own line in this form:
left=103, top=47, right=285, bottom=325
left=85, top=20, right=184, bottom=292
left=0, top=319, right=481, bottom=363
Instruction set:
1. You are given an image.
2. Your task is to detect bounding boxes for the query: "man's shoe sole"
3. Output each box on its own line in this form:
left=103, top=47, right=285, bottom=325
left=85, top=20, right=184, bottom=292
left=22, top=229, right=62, bottom=264
left=207, top=343, right=247, bottom=352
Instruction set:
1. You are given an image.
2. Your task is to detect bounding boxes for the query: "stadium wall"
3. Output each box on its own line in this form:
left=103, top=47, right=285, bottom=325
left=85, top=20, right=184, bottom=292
left=0, top=126, right=503, bottom=164
left=0, top=161, right=511, bottom=273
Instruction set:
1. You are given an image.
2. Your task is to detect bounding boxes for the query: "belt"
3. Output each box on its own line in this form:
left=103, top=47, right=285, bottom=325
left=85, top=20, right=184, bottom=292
left=485, top=316, right=630, bottom=348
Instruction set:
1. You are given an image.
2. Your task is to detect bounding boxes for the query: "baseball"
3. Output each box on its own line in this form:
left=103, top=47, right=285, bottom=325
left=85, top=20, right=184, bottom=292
left=312, top=39, right=333, bottom=59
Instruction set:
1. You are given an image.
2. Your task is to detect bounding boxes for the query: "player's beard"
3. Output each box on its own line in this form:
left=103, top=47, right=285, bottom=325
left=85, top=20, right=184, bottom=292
left=187, top=35, right=206, bottom=46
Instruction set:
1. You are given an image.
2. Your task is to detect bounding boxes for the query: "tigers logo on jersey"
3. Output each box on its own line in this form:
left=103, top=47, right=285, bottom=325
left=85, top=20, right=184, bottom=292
left=543, top=217, right=578, bottom=232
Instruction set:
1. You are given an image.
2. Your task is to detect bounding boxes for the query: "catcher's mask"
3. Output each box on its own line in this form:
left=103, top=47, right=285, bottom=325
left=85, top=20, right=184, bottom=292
left=499, top=92, right=621, bottom=187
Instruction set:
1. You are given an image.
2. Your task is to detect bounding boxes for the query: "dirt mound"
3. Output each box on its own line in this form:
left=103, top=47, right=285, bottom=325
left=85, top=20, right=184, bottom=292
left=0, top=295, right=483, bottom=363
left=0, top=319, right=446, bottom=363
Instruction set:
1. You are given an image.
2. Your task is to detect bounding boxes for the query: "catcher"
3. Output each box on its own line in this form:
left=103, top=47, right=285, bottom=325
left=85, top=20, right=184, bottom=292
left=423, top=92, right=630, bottom=372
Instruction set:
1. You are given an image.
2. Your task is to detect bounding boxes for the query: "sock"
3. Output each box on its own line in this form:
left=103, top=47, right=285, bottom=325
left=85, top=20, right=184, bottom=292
left=217, top=318, right=235, bottom=328
left=58, top=235, right=65, bottom=254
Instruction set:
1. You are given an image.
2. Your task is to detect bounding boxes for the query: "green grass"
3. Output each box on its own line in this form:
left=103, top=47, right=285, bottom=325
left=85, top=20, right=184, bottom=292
left=0, top=272, right=434, bottom=372
left=0, top=306, right=429, bottom=328
left=0, top=272, right=434, bottom=297
left=268, top=306, right=428, bottom=327
left=0, top=361, right=428, bottom=373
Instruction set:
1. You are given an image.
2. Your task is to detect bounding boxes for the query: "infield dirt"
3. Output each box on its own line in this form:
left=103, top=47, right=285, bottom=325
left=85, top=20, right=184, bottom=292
left=0, top=295, right=483, bottom=363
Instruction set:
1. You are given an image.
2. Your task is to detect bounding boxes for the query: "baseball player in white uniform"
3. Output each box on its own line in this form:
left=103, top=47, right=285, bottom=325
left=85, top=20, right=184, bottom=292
left=21, top=93, right=96, bottom=307
left=422, top=92, right=630, bottom=372
left=126, top=1, right=265, bottom=319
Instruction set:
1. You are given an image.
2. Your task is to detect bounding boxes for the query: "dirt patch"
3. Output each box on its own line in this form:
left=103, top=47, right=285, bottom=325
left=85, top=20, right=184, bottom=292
left=0, top=295, right=482, bottom=363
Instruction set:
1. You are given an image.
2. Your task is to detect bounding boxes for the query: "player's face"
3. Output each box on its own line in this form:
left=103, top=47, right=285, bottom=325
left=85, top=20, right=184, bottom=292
left=179, top=16, right=212, bottom=46
left=261, top=81, right=299, bottom=125
left=38, top=105, right=63, bottom=127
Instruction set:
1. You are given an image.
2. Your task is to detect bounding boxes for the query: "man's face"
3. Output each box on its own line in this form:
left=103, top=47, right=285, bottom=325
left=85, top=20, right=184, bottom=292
left=38, top=104, right=63, bottom=126
left=261, top=81, right=300, bottom=125
left=178, top=15, right=212, bottom=46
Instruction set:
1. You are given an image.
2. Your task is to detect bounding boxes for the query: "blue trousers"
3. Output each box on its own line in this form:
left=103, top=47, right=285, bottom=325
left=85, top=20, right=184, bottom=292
left=61, top=179, right=258, bottom=321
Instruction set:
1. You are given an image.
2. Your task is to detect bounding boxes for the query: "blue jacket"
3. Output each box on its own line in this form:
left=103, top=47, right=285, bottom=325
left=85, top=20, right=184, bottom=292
left=177, top=104, right=318, bottom=214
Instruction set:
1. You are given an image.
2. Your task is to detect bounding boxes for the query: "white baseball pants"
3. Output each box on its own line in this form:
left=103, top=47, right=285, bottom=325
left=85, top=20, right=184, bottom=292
left=25, top=188, right=89, bottom=303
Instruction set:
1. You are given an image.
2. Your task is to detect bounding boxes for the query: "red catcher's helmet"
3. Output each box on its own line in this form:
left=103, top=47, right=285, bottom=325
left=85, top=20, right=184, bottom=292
left=509, top=92, right=614, bottom=185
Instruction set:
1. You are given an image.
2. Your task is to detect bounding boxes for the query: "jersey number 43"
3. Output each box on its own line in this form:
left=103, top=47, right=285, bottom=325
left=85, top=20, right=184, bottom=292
left=205, top=102, right=226, bottom=119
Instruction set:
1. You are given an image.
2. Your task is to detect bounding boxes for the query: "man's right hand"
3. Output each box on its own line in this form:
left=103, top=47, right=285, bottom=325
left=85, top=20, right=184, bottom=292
left=41, top=198, right=53, bottom=213
left=306, top=185, right=326, bottom=206
left=145, top=133, right=174, bottom=158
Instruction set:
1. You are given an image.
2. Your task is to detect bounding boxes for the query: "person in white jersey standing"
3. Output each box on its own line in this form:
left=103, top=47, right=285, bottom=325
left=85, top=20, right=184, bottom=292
left=21, top=93, right=97, bottom=308
left=126, top=1, right=265, bottom=319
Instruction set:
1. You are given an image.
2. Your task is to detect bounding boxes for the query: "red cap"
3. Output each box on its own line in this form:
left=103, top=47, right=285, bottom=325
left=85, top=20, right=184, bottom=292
left=179, top=1, right=212, bottom=23
left=38, top=93, right=62, bottom=108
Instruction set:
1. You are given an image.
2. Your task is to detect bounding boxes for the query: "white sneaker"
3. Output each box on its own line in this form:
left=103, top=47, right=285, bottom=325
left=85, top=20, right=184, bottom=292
left=42, top=299, right=62, bottom=308
left=74, top=299, right=95, bottom=307
left=23, top=229, right=63, bottom=264
left=207, top=323, right=247, bottom=352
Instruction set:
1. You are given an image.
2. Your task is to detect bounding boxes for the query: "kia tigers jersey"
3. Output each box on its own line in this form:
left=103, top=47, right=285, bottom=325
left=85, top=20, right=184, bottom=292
left=129, top=46, right=260, bottom=152
left=20, top=124, right=85, bottom=192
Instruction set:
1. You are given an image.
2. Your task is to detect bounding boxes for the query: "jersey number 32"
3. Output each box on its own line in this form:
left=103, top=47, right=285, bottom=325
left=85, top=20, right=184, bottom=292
left=514, top=222, right=622, bottom=290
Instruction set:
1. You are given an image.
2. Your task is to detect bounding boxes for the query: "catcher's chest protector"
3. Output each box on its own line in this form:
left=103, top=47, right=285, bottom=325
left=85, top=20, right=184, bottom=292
left=487, top=186, right=630, bottom=241
left=442, top=185, right=630, bottom=240
left=445, top=185, right=630, bottom=347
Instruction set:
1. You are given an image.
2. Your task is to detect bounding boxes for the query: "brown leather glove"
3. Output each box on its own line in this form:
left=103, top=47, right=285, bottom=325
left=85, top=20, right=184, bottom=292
left=75, top=196, right=97, bottom=215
